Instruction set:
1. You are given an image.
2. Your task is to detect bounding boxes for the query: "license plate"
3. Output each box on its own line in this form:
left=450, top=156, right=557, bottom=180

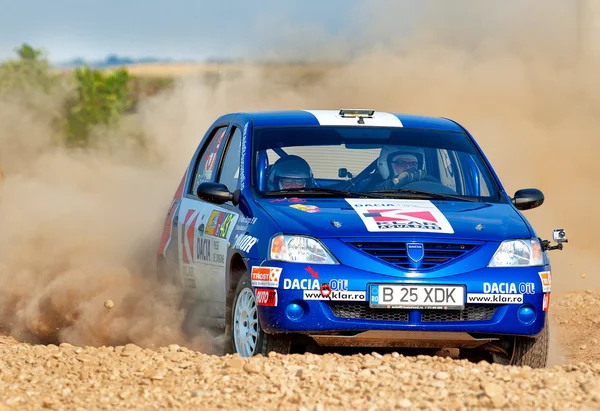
left=369, top=284, right=465, bottom=310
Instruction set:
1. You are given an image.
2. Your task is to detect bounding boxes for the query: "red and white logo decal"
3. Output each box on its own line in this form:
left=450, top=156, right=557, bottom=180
left=543, top=293, right=550, bottom=311
left=320, top=283, right=332, bottom=298
left=538, top=271, right=552, bottom=293
left=255, top=288, right=278, bottom=307
left=157, top=171, right=187, bottom=256
left=181, top=208, right=201, bottom=264
left=251, top=266, right=282, bottom=288
left=345, top=199, right=454, bottom=233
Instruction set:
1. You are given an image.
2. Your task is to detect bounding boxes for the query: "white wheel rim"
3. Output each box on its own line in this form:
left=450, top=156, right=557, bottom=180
left=233, top=288, right=259, bottom=357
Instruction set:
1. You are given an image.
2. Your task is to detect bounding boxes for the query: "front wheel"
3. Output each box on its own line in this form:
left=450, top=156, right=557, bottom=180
left=509, top=320, right=549, bottom=368
left=491, top=318, right=549, bottom=368
left=231, top=273, right=291, bottom=357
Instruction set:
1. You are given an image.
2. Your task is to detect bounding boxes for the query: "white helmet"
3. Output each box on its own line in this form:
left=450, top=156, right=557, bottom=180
left=267, top=155, right=315, bottom=191
left=377, top=145, right=425, bottom=179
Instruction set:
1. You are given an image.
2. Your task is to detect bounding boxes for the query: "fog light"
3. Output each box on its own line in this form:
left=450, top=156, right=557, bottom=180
left=286, top=302, right=305, bottom=321
left=517, top=304, right=536, bottom=325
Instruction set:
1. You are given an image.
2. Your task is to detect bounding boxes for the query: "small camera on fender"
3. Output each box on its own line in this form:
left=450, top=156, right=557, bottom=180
left=552, top=229, right=567, bottom=243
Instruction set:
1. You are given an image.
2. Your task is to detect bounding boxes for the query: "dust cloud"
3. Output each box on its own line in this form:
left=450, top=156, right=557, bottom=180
left=0, top=0, right=596, bottom=352
left=0, top=89, right=212, bottom=350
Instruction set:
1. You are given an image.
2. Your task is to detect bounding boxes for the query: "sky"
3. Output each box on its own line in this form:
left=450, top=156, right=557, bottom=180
left=0, top=0, right=587, bottom=64
left=0, top=0, right=426, bottom=63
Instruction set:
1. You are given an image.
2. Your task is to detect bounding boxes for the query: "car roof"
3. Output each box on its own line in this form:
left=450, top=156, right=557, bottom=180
left=232, top=109, right=465, bottom=132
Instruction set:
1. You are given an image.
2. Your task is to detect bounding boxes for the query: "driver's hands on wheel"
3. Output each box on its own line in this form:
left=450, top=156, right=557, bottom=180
left=391, top=169, right=426, bottom=188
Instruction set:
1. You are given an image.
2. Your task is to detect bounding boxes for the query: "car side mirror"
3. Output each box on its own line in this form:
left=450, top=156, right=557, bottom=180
left=512, top=188, right=544, bottom=211
left=197, top=182, right=240, bottom=206
left=338, top=168, right=353, bottom=178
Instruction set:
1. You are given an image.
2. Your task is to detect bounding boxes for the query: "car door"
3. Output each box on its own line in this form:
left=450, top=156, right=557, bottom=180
left=177, top=123, right=243, bottom=309
left=200, top=124, right=244, bottom=310
left=177, top=124, right=230, bottom=302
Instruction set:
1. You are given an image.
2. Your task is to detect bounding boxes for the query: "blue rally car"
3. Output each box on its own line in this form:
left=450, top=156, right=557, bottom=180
left=156, top=109, right=567, bottom=367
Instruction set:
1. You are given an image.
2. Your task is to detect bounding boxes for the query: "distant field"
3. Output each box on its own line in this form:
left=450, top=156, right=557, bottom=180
left=117, top=61, right=342, bottom=78
left=122, top=63, right=244, bottom=77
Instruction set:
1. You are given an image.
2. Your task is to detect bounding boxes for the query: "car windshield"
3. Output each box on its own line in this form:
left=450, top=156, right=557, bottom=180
left=252, top=126, right=504, bottom=202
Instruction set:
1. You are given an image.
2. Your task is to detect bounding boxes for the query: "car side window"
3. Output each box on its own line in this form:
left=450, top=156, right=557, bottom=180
left=190, top=126, right=228, bottom=195
left=217, top=126, right=243, bottom=191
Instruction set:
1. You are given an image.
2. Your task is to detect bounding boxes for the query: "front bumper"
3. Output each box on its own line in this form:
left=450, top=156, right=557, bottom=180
left=251, top=260, right=551, bottom=344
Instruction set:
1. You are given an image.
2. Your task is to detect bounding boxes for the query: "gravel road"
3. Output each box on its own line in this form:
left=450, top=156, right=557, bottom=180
left=0, top=290, right=599, bottom=410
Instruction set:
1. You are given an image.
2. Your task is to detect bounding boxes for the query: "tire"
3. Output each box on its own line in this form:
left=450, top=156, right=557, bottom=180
left=230, top=273, right=291, bottom=357
left=491, top=317, right=549, bottom=368
left=510, top=319, right=549, bottom=368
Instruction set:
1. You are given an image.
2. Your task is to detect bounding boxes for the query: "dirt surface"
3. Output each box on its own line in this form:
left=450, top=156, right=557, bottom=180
left=0, top=290, right=596, bottom=410
left=552, top=289, right=600, bottom=365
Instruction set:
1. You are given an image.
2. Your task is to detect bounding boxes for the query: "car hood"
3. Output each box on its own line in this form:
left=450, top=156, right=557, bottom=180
left=256, top=197, right=531, bottom=241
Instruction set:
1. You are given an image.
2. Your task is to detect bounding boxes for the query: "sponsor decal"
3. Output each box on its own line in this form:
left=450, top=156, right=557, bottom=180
left=181, top=208, right=201, bottom=264
left=283, top=278, right=319, bottom=290
left=289, top=204, right=320, bottom=213
left=205, top=210, right=236, bottom=239
left=538, top=271, right=552, bottom=293
left=270, top=197, right=306, bottom=203
left=182, top=265, right=196, bottom=288
left=345, top=199, right=454, bottom=233
left=251, top=266, right=282, bottom=288
left=284, top=266, right=348, bottom=292
left=543, top=293, right=550, bottom=311
left=235, top=216, right=257, bottom=232
left=184, top=278, right=196, bottom=289
left=303, top=290, right=366, bottom=301
left=483, top=282, right=535, bottom=294
left=196, top=128, right=227, bottom=184
left=232, top=233, right=258, bottom=253
left=240, top=123, right=248, bottom=187
left=467, top=293, right=523, bottom=304
left=255, top=288, right=278, bottom=307
left=196, top=237, right=211, bottom=262
left=283, top=278, right=348, bottom=291
left=195, top=236, right=225, bottom=267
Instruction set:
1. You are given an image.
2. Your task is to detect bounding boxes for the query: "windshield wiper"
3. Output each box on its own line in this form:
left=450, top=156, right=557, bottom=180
left=367, top=189, right=481, bottom=202
left=264, top=187, right=387, bottom=198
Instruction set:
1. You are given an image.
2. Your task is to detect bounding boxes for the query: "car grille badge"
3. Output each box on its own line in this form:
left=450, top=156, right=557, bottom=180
left=331, top=220, right=342, bottom=228
left=406, top=243, right=425, bottom=265
left=475, top=224, right=484, bottom=231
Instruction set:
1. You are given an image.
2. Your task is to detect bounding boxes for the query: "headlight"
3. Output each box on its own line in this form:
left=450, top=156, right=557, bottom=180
left=488, top=238, right=544, bottom=267
left=269, top=234, right=338, bottom=264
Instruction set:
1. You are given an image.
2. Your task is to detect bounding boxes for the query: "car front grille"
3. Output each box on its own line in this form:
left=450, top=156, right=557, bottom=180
left=346, top=241, right=482, bottom=270
left=421, top=306, right=496, bottom=322
left=329, top=302, right=410, bottom=322
left=329, top=303, right=497, bottom=323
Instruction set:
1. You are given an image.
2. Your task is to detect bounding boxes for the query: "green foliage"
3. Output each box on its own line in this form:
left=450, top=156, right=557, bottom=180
left=0, top=43, right=60, bottom=93
left=63, top=66, right=134, bottom=146
left=0, top=43, right=175, bottom=149
left=17, top=44, right=43, bottom=61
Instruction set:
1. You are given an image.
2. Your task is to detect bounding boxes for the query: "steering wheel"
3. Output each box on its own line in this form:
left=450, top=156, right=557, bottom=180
left=403, top=177, right=459, bottom=195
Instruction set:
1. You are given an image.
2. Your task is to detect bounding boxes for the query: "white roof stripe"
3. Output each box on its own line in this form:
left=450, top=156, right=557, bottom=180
left=304, top=110, right=403, bottom=127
